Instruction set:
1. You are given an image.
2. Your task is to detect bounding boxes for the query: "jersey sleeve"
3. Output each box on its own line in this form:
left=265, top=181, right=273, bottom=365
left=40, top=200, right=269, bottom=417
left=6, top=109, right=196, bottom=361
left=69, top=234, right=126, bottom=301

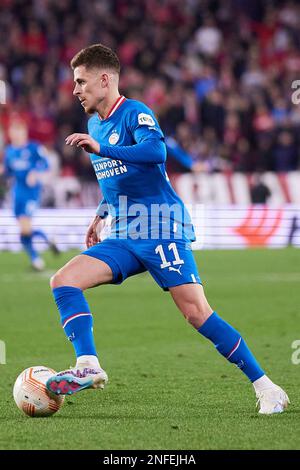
left=165, top=136, right=193, bottom=170
left=127, top=103, right=164, bottom=144
left=99, top=139, right=166, bottom=164
left=33, top=144, right=50, bottom=172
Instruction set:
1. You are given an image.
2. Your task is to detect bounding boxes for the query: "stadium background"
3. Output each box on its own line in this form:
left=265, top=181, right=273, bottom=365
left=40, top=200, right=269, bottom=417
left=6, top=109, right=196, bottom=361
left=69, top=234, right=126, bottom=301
left=1, top=0, right=300, bottom=452
left=1, top=0, right=300, bottom=249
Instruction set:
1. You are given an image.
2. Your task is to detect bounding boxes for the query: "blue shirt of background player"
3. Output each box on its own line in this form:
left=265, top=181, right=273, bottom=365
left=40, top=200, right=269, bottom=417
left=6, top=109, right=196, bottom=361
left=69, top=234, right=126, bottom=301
left=88, top=98, right=195, bottom=241
left=4, top=142, right=49, bottom=215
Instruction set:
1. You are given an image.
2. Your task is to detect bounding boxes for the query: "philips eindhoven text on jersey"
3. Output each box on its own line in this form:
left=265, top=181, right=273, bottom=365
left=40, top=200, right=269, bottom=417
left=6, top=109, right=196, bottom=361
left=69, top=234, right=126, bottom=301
left=88, top=98, right=195, bottom=241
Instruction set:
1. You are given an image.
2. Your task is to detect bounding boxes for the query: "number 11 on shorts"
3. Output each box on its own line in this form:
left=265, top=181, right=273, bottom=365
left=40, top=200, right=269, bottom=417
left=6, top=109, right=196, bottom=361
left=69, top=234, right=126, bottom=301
left=155, top=243, right=184, bottom=269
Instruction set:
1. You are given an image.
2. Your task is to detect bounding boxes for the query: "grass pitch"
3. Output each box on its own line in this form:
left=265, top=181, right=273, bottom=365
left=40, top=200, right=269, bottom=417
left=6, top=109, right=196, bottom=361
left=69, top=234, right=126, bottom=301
left=0, top=248, right=299, bottom=450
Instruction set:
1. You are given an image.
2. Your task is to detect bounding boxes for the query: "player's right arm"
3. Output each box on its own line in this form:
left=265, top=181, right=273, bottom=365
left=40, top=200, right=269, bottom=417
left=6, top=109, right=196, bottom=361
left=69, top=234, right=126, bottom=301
left=1, top=147, right=12, bottom=177
left=85, top=215, right=103, bottom=248
left=84, top=117, right=110, bottom=248
left=85, top=198, right=109, bottom=248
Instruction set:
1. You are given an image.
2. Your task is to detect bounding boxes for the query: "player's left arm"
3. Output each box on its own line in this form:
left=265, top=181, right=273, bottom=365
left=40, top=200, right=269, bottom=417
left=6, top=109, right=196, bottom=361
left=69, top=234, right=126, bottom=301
left=165, top=136, right=194, bottom=170
left=65, top=134, right=166, bottom=164
left=66, top=106, right=167, bottom=164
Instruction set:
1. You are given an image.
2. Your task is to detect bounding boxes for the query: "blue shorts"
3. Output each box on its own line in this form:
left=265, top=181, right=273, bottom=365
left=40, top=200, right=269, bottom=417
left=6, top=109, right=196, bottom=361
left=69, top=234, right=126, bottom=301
left=14, top=197, right=39, bottom=218
left=82, top=237, right=201, bottom=291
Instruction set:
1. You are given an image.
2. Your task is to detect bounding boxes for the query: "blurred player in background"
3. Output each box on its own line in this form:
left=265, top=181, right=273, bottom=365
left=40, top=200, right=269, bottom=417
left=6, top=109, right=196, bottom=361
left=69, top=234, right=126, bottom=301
left=1, top=120, right=59, bottom=270
left=46, top=44, right=289, bottom=415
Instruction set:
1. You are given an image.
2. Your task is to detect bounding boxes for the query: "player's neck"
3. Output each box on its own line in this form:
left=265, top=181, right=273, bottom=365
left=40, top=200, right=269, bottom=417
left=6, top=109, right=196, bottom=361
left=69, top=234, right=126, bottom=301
left=97, top=91, right=121, bottom=120
left=12, top=142, right=27, bottom=148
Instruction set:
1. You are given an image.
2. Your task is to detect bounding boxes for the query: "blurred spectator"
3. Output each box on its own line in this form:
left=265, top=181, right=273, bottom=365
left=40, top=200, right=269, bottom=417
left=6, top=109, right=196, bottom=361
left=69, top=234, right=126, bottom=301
left=201, top=89, right=225, bottom=138
left=250, top=173, right=271, bottom=203
left=273, top=130, right=298, bottom=171
left=194, top=15, right=223, bottom=57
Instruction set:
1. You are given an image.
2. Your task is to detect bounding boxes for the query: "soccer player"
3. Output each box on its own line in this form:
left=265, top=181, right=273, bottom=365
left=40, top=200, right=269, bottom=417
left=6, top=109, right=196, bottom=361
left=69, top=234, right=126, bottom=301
left=2, top=120, right=59, bottom=270
left=46, top=44, right=289, bottom=414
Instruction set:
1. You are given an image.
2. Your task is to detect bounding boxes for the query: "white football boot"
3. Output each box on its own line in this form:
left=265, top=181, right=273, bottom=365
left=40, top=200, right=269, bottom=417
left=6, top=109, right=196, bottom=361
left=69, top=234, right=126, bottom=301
left=31, top=257, right=45, bottom=271
left=256, top=385, right=290, bottom=414
left=46, top=366, right=108, bottom=396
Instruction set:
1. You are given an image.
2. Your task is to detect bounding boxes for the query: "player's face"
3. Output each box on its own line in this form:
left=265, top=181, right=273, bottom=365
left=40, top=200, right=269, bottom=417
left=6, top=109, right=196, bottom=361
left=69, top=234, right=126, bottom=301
left=8, top=123, right=28, bottom=146
left=73, top=65, right=107, bottom=114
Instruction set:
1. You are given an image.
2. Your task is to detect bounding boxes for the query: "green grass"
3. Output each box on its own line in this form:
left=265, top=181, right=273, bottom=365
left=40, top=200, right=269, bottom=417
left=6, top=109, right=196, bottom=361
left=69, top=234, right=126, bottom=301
left=0, top=248, right=299, bottom=450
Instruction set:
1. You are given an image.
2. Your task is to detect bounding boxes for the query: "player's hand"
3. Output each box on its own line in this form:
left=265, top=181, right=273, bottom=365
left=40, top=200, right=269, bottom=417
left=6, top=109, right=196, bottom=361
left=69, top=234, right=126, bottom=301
left=26, top=171, right=39, bottom=187
left=85, top=215, right=104, bottom=248
left=65, top=133, right=100, bottom=154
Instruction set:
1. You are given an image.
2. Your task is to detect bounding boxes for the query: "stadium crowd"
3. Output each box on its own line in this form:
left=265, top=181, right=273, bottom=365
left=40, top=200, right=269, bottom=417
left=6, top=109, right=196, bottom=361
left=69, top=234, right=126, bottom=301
left=1, top=0, right=300, bottom=196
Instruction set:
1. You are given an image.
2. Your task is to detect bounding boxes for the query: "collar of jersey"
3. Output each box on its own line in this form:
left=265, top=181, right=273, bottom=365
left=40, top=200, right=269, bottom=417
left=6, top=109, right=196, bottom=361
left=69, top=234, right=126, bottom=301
left=97, top=95, right=126, bottom=121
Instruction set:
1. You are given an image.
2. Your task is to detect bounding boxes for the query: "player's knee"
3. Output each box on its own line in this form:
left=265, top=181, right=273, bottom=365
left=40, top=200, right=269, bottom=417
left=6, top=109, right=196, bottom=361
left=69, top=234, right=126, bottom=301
left=20, top=228, right=31, bottom=236
left=183, top=303, right=212, bottom=329
left=50, top=267, right=85, bottom=290
left=50, top=270, right=70, bottom=289
left=50, top=271, right=60, bottom=289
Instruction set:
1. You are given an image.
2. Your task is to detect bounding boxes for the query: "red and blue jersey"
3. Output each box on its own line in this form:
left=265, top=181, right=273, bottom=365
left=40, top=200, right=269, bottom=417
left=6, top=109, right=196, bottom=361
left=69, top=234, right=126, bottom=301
left=4, top=141, right=49, bottom=201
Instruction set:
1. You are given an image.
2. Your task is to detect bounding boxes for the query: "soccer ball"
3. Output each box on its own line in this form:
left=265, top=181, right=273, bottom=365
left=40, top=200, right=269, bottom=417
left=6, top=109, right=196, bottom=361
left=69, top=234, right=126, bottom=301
left=13, top=366, right=65, bottom=417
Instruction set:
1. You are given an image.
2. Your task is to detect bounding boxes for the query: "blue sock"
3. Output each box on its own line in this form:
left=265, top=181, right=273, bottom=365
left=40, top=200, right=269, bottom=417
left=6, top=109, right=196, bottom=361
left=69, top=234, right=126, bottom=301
left=198, top=312, right=264, bottom=382
left=20, top=234, right=38, bottom=261
left=52, top=286, right=97, bottom=358
left=32, top=229, right=49, bottom=244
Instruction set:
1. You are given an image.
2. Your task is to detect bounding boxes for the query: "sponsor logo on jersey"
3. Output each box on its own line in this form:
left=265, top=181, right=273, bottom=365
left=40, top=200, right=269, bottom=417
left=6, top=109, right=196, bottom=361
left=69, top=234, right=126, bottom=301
left=12, top=160, right=31, bottom=171
left=21, top=149, right=31, bottom=159
left=92, top=158, right=128, bottom=180
left=138, top=113, right=155, bottom=126
left=109, top=132, right=120, bottom=145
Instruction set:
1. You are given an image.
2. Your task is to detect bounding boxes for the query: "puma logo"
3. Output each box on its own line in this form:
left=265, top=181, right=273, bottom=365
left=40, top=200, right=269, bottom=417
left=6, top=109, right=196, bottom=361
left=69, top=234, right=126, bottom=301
left=169, top=265, right=183, bottom=275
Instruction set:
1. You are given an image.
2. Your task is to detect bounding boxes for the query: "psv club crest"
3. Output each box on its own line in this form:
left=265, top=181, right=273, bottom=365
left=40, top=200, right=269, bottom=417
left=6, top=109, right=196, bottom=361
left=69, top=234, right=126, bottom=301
left=109, top=132, right=119, bottom=145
